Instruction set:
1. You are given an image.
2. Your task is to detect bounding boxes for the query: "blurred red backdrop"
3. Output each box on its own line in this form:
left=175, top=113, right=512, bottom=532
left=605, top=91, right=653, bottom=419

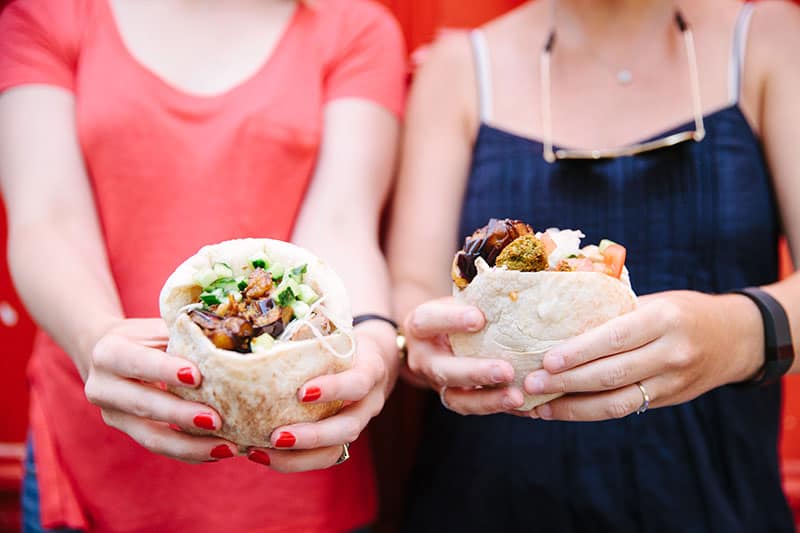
left=0, top=0, right=798, bottom=531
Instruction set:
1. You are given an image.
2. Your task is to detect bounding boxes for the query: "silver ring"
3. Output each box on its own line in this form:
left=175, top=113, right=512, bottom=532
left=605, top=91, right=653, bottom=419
left=635, top=382, right=650, bottom=415
left=335, top=442, right=350, bottom=466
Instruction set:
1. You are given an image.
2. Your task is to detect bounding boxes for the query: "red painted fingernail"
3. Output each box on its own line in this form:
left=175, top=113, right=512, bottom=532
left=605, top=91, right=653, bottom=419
left=248, top=450, right=271, bottom=466
left=302, top=386, right=321, bottom=402
left=177, top=367, right=195, bottom=385
left=275, top=432, right=296, bottom=448
left=193, top=413, right=216, bottom=430
left=210, top=445, right=234, bottom=459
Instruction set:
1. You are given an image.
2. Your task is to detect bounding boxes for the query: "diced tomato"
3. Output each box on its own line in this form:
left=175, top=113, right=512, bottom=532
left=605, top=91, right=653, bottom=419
left=566, top=257, right=594, bottom=272
left=541, top=233, right=557, bottom=255
left=603, top=244, right=627, bottom=279
left=592, top=262, right=613, bottom=275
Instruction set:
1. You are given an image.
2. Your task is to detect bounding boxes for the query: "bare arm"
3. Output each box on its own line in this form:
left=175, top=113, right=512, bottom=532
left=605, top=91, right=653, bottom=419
left=387, top=36, right=521, bottom=411
left=0, top=86, right=236, bottom=462
left=255, top=99, right=403, bottom=472
left=0, top=86, right=122, bottom=377
left=757, top=1, right=800, bottom=368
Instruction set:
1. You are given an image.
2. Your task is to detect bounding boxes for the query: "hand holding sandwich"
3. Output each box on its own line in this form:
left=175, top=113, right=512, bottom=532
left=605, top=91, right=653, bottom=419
left=524, top=290, right=766, bottom=421
left=85, top=318, right=239, bottom=463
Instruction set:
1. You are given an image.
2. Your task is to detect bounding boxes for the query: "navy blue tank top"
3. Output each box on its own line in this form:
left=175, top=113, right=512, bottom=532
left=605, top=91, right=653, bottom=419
left=405, top=6, right=794, bottom=533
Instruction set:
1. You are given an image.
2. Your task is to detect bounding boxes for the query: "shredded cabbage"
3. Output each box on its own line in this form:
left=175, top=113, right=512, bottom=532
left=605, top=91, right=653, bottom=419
left=536, top=228, right=586, bottom=269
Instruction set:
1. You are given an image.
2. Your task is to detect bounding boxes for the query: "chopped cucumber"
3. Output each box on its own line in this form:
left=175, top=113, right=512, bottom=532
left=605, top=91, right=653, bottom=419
left=213, top=262, right=233, bottom=278
left=289, top=264, right=308, bottom=282
left=291, top=300, right=311, bottom=319
left=207, top=277, right=238, bottom=292
left=199, top=289, right=224, bottom=306
left=249, top=252, right=269, bottom=270
left=268, top=262, right=285, bottom=281
left=297, top=284, right=318, bottom=304
left=193, top=268, right=218, bottom=288
left=276, top=285, right=295, bottom=307
left=599, top=239, right=618, bottom=253
left=251, top=333, right=275, bottom=353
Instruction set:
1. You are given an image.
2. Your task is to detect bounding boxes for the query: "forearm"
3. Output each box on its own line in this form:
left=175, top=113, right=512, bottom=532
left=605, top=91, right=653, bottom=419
left=766, top=273, right=800, bottom=373
left=8, top=215, right=123, bottom=378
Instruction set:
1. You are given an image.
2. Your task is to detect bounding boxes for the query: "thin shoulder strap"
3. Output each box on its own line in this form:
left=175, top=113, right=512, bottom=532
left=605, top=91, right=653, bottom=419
left=470, top=30, right=494, bottom=123
left=728, top=2, right=756, bottom=105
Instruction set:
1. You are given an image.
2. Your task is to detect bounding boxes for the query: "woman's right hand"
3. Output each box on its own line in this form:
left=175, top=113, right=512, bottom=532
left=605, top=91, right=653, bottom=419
left=83, top=318, right=238, bottom=463
left=404, top=298, right=524, bottom=414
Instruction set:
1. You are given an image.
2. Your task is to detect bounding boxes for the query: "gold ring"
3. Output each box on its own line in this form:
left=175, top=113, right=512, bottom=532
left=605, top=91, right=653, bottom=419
left=335, top=442, right=350, bottom=466
left=396, top=331, right=407, bottom=361
left=635, top=382, right=650, bottom=415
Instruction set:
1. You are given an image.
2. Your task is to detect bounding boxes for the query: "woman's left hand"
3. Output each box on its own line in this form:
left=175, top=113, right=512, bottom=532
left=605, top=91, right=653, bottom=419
left=522, top=290, right=765, bottom=421
left=246, top=322, right=397, bottom=471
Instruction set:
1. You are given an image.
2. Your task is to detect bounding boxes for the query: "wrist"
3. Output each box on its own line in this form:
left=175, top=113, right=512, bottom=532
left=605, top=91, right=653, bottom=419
left=723, top=293, right=766, bottom=384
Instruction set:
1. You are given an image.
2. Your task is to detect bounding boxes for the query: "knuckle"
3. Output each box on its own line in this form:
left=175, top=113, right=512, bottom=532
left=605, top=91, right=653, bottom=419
left=139, top=433, right=163, bottom=453
left=91, top=337, right=114, bottom=369
left=99, top=409, right=117, bottom=428
left=373, top=361, right=388, bottom=385
left=607, top=324, right=629, bottom=351
left=606, top=400, right=633, bottom=419
left=428, top=367, right=447, bottom=388
left=600, top=365, right=629, bottom=389
left=352, top=372, right=372, bottom=397
left=128, top=396, right=151, bottom=419
left=342, top=417, right=362, bottom=443
left=662, top=302, right=685, bottom=330
left=669, top=346, right=694, bottom=370
left=84, top=378, right=102, bottom=405
left=467, top=366, right=487, bottom=385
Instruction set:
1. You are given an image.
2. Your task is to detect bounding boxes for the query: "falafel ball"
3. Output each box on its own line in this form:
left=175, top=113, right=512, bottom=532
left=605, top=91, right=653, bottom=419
left=495, top=234, right=548, bottom=272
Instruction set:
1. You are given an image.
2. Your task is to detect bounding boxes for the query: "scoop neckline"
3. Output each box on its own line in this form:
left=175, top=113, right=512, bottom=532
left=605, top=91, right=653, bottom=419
left=101, top=0, right=303, bottom=102
left=476, top=104, right=758, bottom=153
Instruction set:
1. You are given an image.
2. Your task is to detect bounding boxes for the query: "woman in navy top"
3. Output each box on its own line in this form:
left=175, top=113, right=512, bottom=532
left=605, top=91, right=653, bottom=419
left=388, top=1, right=800, bottom=531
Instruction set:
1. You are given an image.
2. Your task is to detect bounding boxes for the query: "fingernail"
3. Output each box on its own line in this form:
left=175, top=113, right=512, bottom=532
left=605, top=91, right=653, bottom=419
left=168, top=423, right=182, bottom=432
left=464, top=310, right=484, bottom=331
left=210, top=445, right=234, bottom=459
left=538, top=404, right=553, bottom=420
left=528, top=377, right=545, bottom=394
left=275, top=432, right=296, bottom=448
left=177, top=367, right=195, bottom=385
left=248, top=450, right=271, bottom=466
left=302, top=386, right=321, bottom=403
left=193, top=413, right=216, bottom=430
left=546, top=354, right=565, bottom=371
left=491, top=366, right=509, bottom=383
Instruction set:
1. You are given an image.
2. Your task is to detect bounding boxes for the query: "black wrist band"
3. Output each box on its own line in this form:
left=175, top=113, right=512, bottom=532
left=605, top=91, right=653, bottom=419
left=352, top=314, right=399, bottom=330
left=731, top=287, right=795, bottom=386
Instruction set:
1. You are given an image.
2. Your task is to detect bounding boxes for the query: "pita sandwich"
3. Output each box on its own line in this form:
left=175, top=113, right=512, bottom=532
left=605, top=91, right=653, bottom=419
left=449, top=219, right=637, bottom=411
left=159, top=238, right=354, bottom=447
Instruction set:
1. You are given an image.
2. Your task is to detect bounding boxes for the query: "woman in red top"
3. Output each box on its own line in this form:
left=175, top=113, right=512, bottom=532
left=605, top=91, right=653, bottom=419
left=0, top=0, right=406, bottom=531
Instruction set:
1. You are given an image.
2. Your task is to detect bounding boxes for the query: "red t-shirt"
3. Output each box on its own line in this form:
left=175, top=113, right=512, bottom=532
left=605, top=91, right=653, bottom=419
left=0, top=0, right=406, bottom=530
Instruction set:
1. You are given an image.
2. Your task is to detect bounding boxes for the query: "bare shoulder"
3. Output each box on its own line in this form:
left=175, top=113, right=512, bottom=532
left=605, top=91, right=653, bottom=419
left=410, top=31, right=474, bottom=120
left=748, top=0, right=800, bottom=68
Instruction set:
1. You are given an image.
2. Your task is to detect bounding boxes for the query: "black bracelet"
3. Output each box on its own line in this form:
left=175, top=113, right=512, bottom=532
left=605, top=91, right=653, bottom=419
left=352, top=314, right=399, bottom=330
left=731, top=288, right=795, bottom=386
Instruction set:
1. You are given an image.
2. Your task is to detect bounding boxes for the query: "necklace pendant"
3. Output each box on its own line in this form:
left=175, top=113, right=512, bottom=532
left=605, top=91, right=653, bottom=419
left=617, top=69, right=633, bottom=85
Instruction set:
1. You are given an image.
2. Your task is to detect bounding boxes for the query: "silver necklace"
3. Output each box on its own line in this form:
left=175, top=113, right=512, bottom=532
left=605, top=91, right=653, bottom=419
left=550, top=0, right=674, bottom=86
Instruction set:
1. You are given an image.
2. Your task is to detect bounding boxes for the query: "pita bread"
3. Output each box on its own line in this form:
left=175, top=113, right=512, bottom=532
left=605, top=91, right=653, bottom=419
left=450, top=261, right=637, bottom=411
left=159, top=238, right=354, bottom=448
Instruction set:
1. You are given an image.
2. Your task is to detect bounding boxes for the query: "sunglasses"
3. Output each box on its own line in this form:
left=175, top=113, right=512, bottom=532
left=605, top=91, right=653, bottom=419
left=541, top=11, right=706, bottom=163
